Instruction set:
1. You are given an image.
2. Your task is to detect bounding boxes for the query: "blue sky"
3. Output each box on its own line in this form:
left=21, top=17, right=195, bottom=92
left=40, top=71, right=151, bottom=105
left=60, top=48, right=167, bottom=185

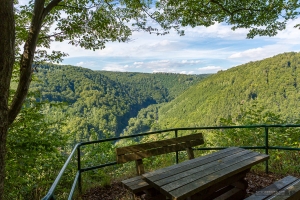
left=52, top=19, right=300, bottom=74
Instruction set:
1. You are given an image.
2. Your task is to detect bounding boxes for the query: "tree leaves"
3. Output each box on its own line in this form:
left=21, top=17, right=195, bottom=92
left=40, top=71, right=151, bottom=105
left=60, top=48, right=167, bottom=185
left=154, top=0, right=300, bottom=38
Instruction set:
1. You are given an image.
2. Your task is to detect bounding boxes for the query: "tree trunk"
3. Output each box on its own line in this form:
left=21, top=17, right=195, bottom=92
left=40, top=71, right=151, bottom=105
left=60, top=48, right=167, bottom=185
left=8, top=0, right=46, bottom=125
left=0, top=125, right=9, bottom=200
left=7, top=0, right=61, bottom=125
left=0, top=0, right=15, bottom=199
left=0, top=0, right=61, bottom=198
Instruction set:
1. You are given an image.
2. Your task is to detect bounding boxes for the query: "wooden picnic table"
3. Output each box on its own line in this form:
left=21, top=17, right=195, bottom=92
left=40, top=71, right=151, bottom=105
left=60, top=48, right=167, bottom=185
left=142, top=147, right=269, bottom=200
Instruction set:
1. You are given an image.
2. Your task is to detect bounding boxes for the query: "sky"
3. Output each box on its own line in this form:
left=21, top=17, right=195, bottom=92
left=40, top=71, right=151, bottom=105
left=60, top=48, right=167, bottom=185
left=46, top=13, right=300, bottom=74
left=17, top=0, right=300, bottom=74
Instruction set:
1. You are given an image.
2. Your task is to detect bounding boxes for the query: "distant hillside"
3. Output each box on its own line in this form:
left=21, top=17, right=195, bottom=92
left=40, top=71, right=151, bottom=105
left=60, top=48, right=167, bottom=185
left=30, top=64, right=208, bottom=140
left=97, top=71, right=207, bottom=101
left=155, top=52, right=300, bottom=128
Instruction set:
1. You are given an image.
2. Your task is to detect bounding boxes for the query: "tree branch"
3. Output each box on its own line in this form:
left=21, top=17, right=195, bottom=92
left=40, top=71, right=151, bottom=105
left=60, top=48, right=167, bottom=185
left=210, top=0, right=233, bottom=16
left=38, top=31, right=65, bottom=40
left=55, top=4, right=92, bottom=11
left=8, top=0, right=58, bottom=125
left=43, top=0, right=62, bottom=18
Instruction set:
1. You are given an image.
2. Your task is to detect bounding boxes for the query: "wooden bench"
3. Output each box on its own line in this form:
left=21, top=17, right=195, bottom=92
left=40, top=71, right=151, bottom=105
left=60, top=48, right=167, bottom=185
left=142, top=147, right=268, bottom=200
left=116, top=133, right=204, bottom=198
left=245, top=175, right=300, bottom=200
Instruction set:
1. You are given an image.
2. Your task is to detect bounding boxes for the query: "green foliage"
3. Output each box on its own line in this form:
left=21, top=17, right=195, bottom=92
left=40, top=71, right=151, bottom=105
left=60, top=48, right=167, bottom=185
left=5, top=93, right=70, bottom=199
left=6, top=0, right=300, bottom=199
left=206, top=103, right=300, bottom=173
left=80, top=140, right=116, bottom=190
left=12, top=52, right=300, bottom=198
left=154, top=0, right=300, bottom=38
left=30, top=64, right=208, bottom=142
left=9, top=64, right=207, bottom=197
left=157, top=52, right=300, bottom=129
left=122, top=104, right=162, bottom=136
left=99, top=71, right=208, bottom=102
left=14, top=1, right=159, bottom=63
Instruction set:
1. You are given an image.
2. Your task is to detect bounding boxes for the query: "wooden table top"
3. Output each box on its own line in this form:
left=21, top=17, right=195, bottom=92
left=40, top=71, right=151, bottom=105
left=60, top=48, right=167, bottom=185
left=142, top=147, right=269, bottom=200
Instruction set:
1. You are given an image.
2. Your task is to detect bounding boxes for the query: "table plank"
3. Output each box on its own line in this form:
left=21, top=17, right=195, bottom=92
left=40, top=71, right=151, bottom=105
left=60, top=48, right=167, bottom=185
left=143, top=147, right=243, bottom=179
left=267, top=179, right=300, bottom=200
left=153, top=150, right=253, bottom=186
left=144, top=147, right=247, bottom=183
left=142, top=147, right=269, bottom=200
left=245, top=176, right=299, bottom=200
left=169, top=154, right=269, bottom=200
left=160, top=151, right=260, bottom=192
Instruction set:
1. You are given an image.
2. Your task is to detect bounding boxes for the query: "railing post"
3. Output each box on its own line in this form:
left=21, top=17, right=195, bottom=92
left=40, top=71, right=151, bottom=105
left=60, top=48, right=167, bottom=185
left=175, top=130, right=178, bottom=164
left=77, top=145, right=82, bottom=195
left=264, top=127, right=269, bottom=174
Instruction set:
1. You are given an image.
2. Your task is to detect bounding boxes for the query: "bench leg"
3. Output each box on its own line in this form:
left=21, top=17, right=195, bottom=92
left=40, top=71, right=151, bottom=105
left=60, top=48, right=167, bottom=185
left=232, top=179, right=248, bottom=190
left=131, top=191, right=144, bottom=200
left=131, top=193, right=138, bottom=200
left=146, top=194, right=167, bottom=200
left=212, top=178, right=248, bottom=200
left=214, top=187, right=246, bottom=200
left=142, top=188, right=168, bottom=200
left=190, top=169, right=249, bottom=200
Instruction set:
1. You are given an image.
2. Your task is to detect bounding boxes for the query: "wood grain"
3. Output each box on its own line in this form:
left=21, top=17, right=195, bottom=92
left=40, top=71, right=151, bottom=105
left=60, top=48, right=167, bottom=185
left=144, top=148, right=248, bottom=183
left=267, top=179, right=300, bottom=200
left=117, top=139, right=203, bottom=163
left=116, top=133, right=204, bottom=155
left=143, top=147, right=243, bottom=179
left=245, top=176, right=299, bottom=200
left=168, top=154, right=269, bottom=200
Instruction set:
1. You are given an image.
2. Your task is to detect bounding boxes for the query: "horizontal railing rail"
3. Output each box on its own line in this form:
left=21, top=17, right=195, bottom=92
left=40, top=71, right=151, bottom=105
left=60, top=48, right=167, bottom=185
left=42, top=124, right=300, bottom=200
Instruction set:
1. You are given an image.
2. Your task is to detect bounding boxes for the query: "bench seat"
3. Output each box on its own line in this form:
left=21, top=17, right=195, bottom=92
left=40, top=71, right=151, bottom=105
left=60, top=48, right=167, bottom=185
left=245, top=175, right=300, bottom=200
left=116, top=133, right=204, bottom=197
left=121, top=176, right=150, bottom=194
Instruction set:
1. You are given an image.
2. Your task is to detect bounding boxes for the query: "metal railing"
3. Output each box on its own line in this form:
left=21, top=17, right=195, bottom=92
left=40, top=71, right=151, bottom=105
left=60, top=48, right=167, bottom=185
left=42, top=124, right=300, bottom=200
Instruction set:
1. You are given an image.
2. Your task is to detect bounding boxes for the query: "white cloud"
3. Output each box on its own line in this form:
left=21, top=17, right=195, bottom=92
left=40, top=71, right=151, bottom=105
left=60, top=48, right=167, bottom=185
left=49, top=41, right=100, bottom=58
left=99, top=59, right=205, bottom=74
left=198, top=66, right=223, bottom=73
left=191, top=60, right=201, bottom=64
left=76, top=61, right=84, bottom=66
left=75, top=61, right=96, bottom=67
left=228, top=44, right=293, bottom=63
left=102, top=64, right=129, bottom=72
left=182, top=60, right=201, bottom=64
left=229, top=48, right=265, bottom=59
left=97, top=47, right=115, bottom=56
left=180, top=71, right=195, bottom=74
left=45, top=12, right=300, bottom=74
left=152, top=68, right=177, bottom=73
left=273, top=19, right=300, bottom=43
left=184, top=22, right=249, bottom=40
left=141, top=59, right=202, bottom=72
left=130, top=40, right=184, bottom=55
left=228, top=18, right=300, bottom=63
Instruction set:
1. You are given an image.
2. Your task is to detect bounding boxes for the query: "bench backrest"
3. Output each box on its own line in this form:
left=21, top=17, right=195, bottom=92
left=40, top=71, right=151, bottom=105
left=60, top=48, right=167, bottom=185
left=116, top=133, right=204, bottom=175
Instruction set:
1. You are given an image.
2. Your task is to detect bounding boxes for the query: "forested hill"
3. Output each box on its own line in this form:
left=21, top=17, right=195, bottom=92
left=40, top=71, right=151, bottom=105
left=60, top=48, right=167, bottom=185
left=30, top=64, right=208, bottom=140
left=156, top=52, right=300, bottom=128
left=97, top=71, right=204, bottom=101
